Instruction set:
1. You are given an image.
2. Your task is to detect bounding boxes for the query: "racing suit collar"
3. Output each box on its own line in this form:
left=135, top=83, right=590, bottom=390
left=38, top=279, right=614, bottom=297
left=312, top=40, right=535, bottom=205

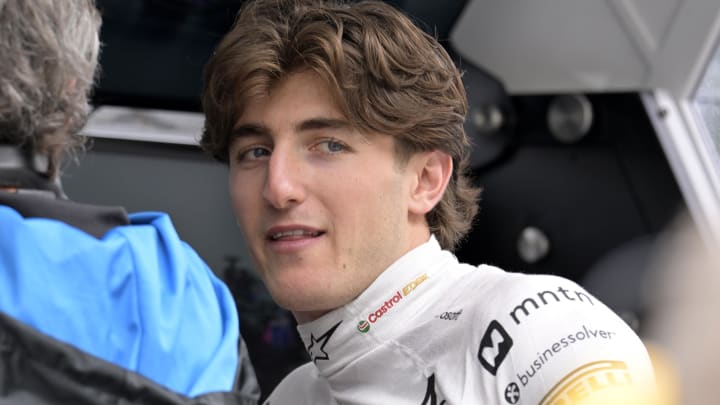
left=296, top=234, right=456, bottom=378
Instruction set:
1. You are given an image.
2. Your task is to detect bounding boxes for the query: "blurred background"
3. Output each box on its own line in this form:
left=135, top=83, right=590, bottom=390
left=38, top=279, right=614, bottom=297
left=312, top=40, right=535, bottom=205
left=59, top=0, right=720, bottom=401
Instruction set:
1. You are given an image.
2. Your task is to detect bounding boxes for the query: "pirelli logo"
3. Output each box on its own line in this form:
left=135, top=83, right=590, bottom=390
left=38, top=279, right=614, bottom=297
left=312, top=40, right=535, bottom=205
left=540, top=360, right=632, bottom=405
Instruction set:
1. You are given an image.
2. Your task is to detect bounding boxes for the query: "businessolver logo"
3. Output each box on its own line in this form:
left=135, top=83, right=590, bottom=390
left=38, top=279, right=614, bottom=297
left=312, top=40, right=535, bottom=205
left=478, top=320, right=513, bottom=375
left=540, top=360, right=632, bottom=405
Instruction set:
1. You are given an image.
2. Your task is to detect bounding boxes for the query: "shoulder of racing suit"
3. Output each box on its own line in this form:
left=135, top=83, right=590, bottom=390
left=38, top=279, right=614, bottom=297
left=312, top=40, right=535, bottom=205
left=468, top=268, right=657, bottom=405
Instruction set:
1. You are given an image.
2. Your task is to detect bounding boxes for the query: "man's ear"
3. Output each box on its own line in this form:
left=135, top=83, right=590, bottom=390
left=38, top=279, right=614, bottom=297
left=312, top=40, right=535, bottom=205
left=408, top=150, right=453, bottom=216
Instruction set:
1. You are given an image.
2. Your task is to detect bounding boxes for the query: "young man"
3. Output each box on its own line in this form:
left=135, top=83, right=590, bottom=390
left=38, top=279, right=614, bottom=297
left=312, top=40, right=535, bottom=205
left=202, top=0, right=656, bottom=403
left=0, top=1, right=258, bottom=403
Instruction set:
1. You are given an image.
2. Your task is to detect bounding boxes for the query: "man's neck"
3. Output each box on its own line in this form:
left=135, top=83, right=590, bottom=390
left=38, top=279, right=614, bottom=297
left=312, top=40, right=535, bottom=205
left=293, top=309, right=332, bottom=325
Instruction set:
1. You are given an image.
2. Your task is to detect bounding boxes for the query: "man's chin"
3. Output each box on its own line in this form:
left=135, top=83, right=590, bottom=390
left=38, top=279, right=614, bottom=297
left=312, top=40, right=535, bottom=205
left=291, top=308, right=334, bottom=324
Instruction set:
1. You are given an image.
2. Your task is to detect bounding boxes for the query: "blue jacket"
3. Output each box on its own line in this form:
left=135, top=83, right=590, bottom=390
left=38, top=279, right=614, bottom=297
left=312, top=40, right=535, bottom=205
left=0, top=202, right=251, bottom=399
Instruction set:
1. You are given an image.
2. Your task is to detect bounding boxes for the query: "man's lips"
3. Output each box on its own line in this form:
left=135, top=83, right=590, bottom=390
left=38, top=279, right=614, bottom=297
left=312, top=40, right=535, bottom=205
left=266, top=225, right=325, bottom=241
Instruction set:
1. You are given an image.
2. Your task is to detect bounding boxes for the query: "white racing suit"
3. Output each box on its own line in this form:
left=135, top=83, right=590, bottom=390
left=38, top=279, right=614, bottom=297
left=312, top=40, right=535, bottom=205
left=265, top=236, right=655, bottom=404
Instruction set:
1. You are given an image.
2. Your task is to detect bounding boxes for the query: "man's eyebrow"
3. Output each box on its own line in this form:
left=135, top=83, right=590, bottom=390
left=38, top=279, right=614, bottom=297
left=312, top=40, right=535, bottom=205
left=231, top=123, right=268, bottom=139
left=231, top=118, right=351, bottom=139
left=296, top=117, right=351, bottom=132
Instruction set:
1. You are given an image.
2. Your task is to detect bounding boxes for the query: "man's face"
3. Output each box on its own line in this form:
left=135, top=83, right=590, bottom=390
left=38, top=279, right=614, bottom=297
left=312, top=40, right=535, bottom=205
left=228, top=71, right=424, bottom=322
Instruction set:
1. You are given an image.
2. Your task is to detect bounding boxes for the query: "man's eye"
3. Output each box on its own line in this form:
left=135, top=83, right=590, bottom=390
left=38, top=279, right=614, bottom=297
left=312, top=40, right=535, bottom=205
left=317, top=139, right=346, bottom=153
left=239, top=147, right=271, bottom=161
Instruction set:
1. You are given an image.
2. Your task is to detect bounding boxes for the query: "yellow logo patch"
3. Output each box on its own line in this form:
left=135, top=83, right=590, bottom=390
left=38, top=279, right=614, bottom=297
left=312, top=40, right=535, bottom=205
left=541, top=360, right=633, bottom=405
left=402, top=273, right=428, bottom=296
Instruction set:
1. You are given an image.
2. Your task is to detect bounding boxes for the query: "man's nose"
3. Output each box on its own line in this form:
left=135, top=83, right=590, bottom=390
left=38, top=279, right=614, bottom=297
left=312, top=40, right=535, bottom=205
left=262, top=148, right=306, bottom=209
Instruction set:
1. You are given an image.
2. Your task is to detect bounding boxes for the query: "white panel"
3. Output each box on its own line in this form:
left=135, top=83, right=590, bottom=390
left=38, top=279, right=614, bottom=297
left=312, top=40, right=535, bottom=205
left=695, top=44, right=720, bottom=100
left=649, top=1, right=720, bottom=98
left=625, top=0, right=681, bottom=47
left=451, top=0, right=648, bottom=93
left=451, top=0, right=719, bottom=96
left=642, top=91, right=720, bottom=246
left=81, top=106, right=203, bottom=145
left=608, top=0, right=682, bottom=64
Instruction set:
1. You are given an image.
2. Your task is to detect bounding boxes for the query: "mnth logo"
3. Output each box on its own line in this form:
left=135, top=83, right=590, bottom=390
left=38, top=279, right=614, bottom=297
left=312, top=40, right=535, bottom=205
left=357, top=320, right=370, bottom=333
left=478, top=320, right=513, bottom=376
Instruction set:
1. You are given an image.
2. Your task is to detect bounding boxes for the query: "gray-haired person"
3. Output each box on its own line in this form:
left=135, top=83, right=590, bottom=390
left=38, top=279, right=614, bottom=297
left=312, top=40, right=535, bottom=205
left=0, top=1, right=258, bottom=403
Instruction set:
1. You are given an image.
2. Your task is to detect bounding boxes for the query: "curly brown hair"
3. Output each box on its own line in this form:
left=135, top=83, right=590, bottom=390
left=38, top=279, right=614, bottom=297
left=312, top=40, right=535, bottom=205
left=201, top=0, right=480, bottom=250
